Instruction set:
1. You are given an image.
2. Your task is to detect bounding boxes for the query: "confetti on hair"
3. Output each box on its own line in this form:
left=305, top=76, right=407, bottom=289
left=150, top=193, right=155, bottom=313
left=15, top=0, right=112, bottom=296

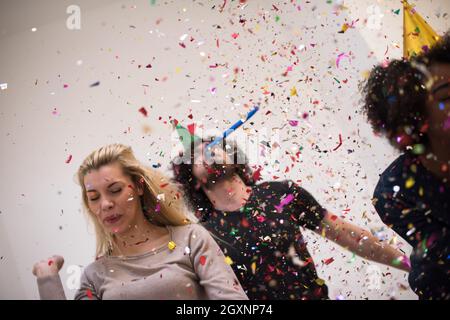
left=65, top=154, right=73, bottom=164
left=199, top=255, right=207, bottom=266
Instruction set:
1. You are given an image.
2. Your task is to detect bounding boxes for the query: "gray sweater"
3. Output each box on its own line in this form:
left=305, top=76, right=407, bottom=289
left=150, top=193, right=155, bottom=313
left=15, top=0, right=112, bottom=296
left=37, top=223, right=248, bottom=300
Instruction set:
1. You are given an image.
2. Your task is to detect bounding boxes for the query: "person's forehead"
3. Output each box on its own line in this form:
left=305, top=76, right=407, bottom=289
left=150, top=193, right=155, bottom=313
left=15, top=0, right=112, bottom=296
left=84, top=163, right=127, bottom=187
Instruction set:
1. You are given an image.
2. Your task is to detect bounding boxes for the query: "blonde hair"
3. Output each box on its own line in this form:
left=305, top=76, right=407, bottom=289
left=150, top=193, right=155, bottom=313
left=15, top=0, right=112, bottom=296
left=77, top=143, right=190, bottom=257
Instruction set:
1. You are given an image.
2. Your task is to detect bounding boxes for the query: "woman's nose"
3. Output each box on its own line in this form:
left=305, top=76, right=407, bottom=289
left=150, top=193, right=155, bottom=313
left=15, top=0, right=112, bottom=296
left=100, top=198, right=114, bottom=211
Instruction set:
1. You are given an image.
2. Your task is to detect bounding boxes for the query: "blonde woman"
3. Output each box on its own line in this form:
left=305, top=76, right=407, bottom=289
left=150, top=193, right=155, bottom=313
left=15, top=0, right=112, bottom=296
left=32, top=144, right=248, bottom=300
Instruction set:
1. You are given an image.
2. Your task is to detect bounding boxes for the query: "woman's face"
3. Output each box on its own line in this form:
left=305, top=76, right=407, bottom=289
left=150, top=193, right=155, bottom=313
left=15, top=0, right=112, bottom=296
left=83, top=162, right=144, bottom=235
left=192, top=142, right=235, bottom=189
left=426, top=63, right=450, bottom=152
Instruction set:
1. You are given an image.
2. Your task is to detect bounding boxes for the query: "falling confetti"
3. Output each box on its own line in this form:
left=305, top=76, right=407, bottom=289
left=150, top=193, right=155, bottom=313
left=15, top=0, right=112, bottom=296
left=138, top=107, right=148, bottom=117
left=65, top=154, right=73, bottom=164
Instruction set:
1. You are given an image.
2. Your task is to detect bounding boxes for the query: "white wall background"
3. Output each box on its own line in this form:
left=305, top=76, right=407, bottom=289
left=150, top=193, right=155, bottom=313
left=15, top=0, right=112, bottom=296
left=0, top=0, right=448, bottom=300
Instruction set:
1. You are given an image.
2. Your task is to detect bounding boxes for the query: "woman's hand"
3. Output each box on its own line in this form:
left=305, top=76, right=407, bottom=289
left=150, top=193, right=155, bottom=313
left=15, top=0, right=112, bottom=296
left=32, top=255, right=64, bottom=278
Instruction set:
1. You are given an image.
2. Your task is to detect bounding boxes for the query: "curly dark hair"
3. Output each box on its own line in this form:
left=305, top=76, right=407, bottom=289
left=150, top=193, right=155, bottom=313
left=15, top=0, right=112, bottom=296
left=360, top=31, right=450, bottom=152
left=171, top=136, right=256, bottom=221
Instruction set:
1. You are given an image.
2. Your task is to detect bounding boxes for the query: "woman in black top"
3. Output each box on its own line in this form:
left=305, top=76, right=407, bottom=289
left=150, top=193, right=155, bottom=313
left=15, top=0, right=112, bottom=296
left=361, top=31, right=450, bottom=300
left=172, top=139, right=410, bottom=300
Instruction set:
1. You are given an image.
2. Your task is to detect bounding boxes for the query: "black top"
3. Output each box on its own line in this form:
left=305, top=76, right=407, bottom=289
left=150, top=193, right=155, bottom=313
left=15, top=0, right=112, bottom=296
left=200, top=180, right=329, bottom=300
left=373, top=153, right=450, bottom=300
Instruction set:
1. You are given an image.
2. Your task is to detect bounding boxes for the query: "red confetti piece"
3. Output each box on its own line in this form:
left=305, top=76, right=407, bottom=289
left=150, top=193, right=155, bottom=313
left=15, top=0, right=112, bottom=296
left=146, top=64, right=152, bottom=68
left=330, top=214, right=338, bottom=221
left=332, top=134, right=343, bottom=151
left=231, top=33, right=239, bottom=39
left=65, top=154, right=72, bottom=164
left=86, top=289, right=93, bottom=299
left=187, top=123, right=196, bottom=135
left=219, top=0, right=227, bottom=13
left=252, top=166, right=263, bottom=182
left=63, top=84, right=69, bottom=88
left=160, top=183, right=169, bottom=188
left=241, top=217, right=250, bottom=228
left=187, top=114, right=193, bottom=119
left=199, top=255, right=207, bottom=266
left=323, top=257, right=335, bottom=265
left=179, top=42, right=186, bottom=48
left=288, top=120, right=298, bottom=127
left=48, top=260, right=53, bottom=266
left=139, top=107, right=148, bottom=117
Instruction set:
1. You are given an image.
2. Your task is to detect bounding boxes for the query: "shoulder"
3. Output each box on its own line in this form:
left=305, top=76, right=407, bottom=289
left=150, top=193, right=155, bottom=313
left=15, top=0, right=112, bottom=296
left=169, top=223, right=212, bottom=244
left=374, top=153, right=414, bottom=196
left=254, top=179, right=293, bottom=194
left=77, top=258, right=108, bottom=284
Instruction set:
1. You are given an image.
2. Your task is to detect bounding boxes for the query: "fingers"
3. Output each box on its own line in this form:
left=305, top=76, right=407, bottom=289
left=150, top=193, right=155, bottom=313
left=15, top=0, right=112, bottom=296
left=32, top=255, right=65, bottom=277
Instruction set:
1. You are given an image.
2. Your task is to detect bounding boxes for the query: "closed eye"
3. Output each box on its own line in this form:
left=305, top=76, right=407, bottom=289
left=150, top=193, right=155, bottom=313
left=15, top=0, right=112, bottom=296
left=88, top=189, right=121, bottom=201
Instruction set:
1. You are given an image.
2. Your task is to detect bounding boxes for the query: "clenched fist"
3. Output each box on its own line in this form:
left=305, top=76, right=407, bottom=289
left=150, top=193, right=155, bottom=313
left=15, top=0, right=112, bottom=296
left=32, top=255, right=64, bottom=278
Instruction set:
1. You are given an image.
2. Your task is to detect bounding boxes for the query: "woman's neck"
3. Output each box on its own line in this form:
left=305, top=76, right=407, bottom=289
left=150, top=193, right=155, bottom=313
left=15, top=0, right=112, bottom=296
left=112, top=217, right=169, bottom=256
left=418, top=146, right=450, bottom=184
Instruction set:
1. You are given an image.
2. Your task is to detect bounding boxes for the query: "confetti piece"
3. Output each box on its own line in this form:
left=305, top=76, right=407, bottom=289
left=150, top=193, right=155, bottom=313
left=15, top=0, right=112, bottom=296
left=184, top=246, right=191, bottom=255
left=315, top=278, right=325, bottom=286
left=224, top=256, right=233, bottom=265
left=219, top=0, right=227, bottom=13
left=290, top=86, right=298, bottom=96
left=86, top=289, right=93, bottom=299
left=336, top=52, right=349, bottom=68
left=274, top=194, right=294, bottom=213
left=89, top=81, right=100, bottom=87
left=412, top=144, right=425, bottom=155
left=65, top=154, right=73, bottom=164
left=288, top=120, right=299, bottom=127
left=231, top=33, right=239, bottom=39
left=393, top=8, right=400, bottom=15
left=252, top=166, right=263, bottom=182
left=168, top=241, right=176, bottom=250
left=405, top=177, right=415, bottom=189
left=138, top=107, right=148, bottom=117
left=31, top=27, right=37, bottom=32
left=199, top=255, right=207, bottom=266
left=347, top=252, right=356, bottom=263
left=338, top=23, right=349, bottom=33
left=251, top=262, right=256, bottom=274
left=323, top=257, right=334, bottom=265
left=332, top=134, right=343, bottom=151
left=48, top=260, right=53, bottom=266
left=0, top=83, right=7, bottom=90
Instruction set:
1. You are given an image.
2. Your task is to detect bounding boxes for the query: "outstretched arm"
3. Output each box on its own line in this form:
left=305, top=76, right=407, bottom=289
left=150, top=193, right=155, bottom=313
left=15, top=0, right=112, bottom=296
left=315, top=212, right=410, bottom=272
left=33, top=255, right=98, bottom=300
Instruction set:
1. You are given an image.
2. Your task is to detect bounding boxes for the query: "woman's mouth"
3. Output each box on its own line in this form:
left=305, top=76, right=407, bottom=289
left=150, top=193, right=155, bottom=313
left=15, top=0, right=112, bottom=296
left=103, top=214, right=122, bottom=225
